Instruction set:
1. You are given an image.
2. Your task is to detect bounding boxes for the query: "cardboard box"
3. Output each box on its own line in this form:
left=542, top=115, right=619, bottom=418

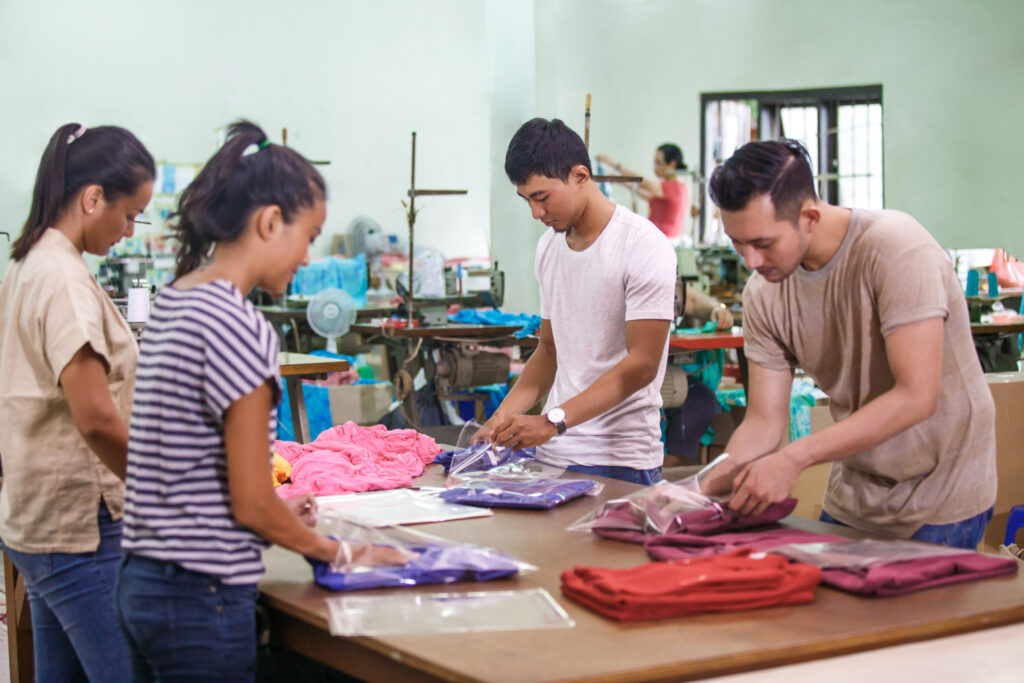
left=327, top=383, right=394, bottom=426
left=984, top=372, right=1024, bottom=551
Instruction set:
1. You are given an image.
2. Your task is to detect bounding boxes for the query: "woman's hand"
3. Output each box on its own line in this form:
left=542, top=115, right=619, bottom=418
left=284, top=493, right=318, bottom=528
left=711, top=305, right=734, bottom=330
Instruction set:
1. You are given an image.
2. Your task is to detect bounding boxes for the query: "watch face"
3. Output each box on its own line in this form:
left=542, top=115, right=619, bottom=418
left=548, top=408, right=565, bottom=423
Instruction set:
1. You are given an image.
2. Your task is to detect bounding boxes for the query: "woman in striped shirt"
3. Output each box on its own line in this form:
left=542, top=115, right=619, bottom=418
left=115, top=121, right=341, bottom=680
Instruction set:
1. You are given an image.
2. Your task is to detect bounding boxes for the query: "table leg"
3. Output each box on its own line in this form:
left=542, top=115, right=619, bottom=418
left=738, top=347, right=749, bottom=398
left=4, top=550, right=34, bottom=683
left=286, top=376, right=310, bottom=444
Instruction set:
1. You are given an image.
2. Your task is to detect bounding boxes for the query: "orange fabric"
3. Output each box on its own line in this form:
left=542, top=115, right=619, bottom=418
left=560, top=549, right=821, bottom=622
left=272, top=452, right=292, bottom=487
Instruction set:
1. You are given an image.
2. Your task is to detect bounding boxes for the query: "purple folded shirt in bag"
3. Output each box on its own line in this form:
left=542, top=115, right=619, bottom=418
left=819, top=553, right=1019, bottom=597
left=594, top=498, right=798, bottom=543
left=308, top=543, right=522, bottom=591
left=440, top=478, right=597, bottom=509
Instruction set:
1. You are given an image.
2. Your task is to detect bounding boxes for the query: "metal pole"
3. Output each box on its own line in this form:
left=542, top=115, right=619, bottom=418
left=408, top=131, right=416, bottom=326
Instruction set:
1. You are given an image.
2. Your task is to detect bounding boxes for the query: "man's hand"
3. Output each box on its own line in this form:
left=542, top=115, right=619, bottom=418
left=492, top=414, right=558, bottom=449
left=727, top=450, right=802, bottom=517
left=698, top=457, right=742, bottom=497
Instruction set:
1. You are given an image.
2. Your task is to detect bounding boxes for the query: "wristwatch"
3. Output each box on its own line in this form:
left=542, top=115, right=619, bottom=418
left=545, top=407, right=567, bottom=435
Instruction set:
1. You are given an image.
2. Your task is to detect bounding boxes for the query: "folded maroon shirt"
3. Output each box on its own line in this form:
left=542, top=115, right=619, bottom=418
left=594, top=498, right=799, bottom=543
left=560, top=549, right=821, bottom=622
left=820, top=553, right=1018, bottom=597
left=645, top=528, right=849, bottom=561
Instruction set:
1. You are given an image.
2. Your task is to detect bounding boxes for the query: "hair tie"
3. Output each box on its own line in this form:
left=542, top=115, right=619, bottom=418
left=67, top=124, right=87, bottom=144
left=242, top=139, right=272, bottom=156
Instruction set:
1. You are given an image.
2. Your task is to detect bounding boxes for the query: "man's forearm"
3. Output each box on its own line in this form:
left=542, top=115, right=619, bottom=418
left=780, top=384, right=936, bottom=471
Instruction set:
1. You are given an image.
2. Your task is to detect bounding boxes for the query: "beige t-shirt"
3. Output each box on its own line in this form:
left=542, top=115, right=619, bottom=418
left=0, top=229, right=137, bottom=553
left=743, top=209, right=996, bottom=538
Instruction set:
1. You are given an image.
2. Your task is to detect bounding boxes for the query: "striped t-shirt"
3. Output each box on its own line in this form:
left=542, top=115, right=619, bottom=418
left=123, top=280, right=281, bottom=584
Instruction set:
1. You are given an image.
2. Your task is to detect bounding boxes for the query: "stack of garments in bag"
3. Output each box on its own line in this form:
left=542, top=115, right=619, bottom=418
left=439, top=478, right=598, bottom=509
left=593, top=497, right=798, bottom=542
left=646, top=527, right=849, bottom=561
left=275, top=421, right=443, bottom=498
left=561, top=549, right=822, bottom=622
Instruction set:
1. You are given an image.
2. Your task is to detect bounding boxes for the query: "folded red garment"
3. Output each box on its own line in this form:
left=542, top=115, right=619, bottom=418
left=594, top=498, right=799, bottom=543
left=821, top=553, right=1018, bottom=597
left=645, top=528, right=849, bottom=561
left=561, top=549, right=821, bottom=622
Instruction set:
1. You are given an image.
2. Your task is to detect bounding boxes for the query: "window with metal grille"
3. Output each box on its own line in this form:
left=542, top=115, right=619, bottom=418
left=698, top=86, right=883, bottom=244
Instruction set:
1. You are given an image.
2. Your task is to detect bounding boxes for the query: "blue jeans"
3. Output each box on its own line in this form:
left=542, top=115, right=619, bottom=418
left=566, top=464, right=662, bottom=485
left=819, top=508, right=994, bottom=550
left=115, top=553, right=259, bottom=682
left=3, top=500, right=131, bottom=682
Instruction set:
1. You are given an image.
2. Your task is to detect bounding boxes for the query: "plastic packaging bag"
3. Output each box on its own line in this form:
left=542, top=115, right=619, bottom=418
left=307, top=519, right=536, bottom=592
left=325, top=588, right=574, bottom=636
left=439, top=478, right=603, bottom=509
left=567, top=479, right=723, bottom=535
left=772, top=538, right=974, bottom=570
left=445, top=442, right=566, bottom=486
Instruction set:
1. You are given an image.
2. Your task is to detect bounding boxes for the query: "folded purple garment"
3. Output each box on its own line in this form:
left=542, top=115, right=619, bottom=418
left=439, top=478, right=597, bottom=509
left=434, top=444, right=536, bottom=473
left=820, top=553, right=1018, bottom=597
left=645, top=528, right=849, bottom=561
left=308, top=543, right=522, bottom=591
left=594, top=498, right=799, bottom=543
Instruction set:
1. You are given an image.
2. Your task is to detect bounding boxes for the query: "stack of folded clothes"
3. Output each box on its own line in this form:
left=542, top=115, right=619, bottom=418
left=645, top=528, right=848, bottom=561
left=560, top=549, right=822, bottom=622
left=774, top=539, right=1019, bottom=597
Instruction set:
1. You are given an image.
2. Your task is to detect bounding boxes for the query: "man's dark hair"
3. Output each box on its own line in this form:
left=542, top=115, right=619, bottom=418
left=504, top=118, right=591, bottom=185
left=708, top=139, right=817, bottom=223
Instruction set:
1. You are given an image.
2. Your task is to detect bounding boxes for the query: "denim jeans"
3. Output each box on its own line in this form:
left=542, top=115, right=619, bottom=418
left=819, top=507, right=994, bottom=550
left=3, top=500, right=132, bottom=682
left=566, top=464, right=662, bottom=485
left=115, top=553, right=259, bottom=682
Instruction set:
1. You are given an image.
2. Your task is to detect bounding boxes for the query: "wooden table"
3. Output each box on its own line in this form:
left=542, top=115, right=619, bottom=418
left=971, top=321, right=1024, bottom=335
left=279, top=352, right=350, bottom=443
left=350, top=323, right=523, bottom=339
left=258, top=467, right=1024, bottom=682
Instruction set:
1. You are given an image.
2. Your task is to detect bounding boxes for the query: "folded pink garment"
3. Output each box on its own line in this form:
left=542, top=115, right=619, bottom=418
left=594, top=499, right=799, bottom=543
left=275, top=422, right=443, bottom=498
left=645, top=528, right=849, bottom=561
left=820, top=553, right=1018, bottom=597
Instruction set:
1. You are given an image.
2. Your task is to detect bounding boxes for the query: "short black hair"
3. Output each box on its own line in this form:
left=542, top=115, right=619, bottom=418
left=657, top=143, right=687, bottom=171
left=504, top=118, right=591, bottom=185
left=708, top=139, right=816, bottom=223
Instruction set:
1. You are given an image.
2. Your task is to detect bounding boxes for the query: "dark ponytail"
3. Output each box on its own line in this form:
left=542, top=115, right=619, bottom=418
left=171, top=120, right=326, bottom=278
left=13, top=124, right=155, bottom=261
left=658, top=143, right=687, bottom=172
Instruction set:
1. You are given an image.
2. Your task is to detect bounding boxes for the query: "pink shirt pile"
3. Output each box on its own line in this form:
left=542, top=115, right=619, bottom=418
left=274, top=422, right=443, bottom=498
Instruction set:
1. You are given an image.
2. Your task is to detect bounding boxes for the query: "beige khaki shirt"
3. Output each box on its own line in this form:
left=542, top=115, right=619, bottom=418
left=0, top=229, right=137, bottom=553
left=743, top=209, right=996, bottom=538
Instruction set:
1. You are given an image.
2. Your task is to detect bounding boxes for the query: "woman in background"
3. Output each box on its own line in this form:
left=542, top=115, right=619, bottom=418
left=0, top=123, right=154, bottom=680
left=598, top=143, right=691, bottom=243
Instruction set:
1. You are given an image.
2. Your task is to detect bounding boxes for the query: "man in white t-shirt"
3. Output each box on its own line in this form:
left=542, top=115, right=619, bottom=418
left=476, top=118, right=677, bottom=484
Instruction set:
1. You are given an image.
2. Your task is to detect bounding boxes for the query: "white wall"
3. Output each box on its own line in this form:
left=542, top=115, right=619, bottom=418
left=0, top=0, right=493, bottom=278
left=535, top=0, right=1024, bottom=255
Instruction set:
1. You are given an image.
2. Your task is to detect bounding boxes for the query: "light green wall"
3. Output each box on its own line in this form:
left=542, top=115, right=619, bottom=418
left=535, top=0, right=1024, bottom=254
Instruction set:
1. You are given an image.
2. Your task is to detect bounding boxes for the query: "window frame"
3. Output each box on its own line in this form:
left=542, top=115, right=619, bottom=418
left=698, top=85, right=883, bottom=242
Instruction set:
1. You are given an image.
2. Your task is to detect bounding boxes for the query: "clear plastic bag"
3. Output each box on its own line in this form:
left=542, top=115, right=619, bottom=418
left=309, top=519, right=536, bottom=592
left=772, top=538, right=975, bottom=570
left=317, top=489, right=492, bottom=527
left=446, top=442, right=566, bottom=486
left=325, top=588, right=574, bottom=636
left=567, top=479, right=724, bottom=535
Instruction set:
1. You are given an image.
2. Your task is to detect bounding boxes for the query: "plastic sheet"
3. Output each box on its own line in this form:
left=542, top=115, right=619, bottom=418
left=308, top=520, right=536, bottom=592
left=325, top=588, right=574, bottom=636
left=773, top=538, right=975, bottom=570
left=317, top=489, right=493, bottom=526
left=567, top=480, right=721, bottom=535
left=439, top=478, right=603, bottom=509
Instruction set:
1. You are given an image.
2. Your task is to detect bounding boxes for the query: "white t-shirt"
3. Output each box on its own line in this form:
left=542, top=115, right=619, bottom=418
left=535, top=204, right=677, bottom=470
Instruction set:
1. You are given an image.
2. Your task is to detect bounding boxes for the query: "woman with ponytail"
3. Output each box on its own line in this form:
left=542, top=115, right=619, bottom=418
left=116, top=120, right=365, bottom=679
left=0, top=123, right=155, bottom=680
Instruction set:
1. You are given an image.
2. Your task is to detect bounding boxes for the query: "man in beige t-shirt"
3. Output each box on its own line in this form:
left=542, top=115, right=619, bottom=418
left=702, top=139, right=995, bottom=548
